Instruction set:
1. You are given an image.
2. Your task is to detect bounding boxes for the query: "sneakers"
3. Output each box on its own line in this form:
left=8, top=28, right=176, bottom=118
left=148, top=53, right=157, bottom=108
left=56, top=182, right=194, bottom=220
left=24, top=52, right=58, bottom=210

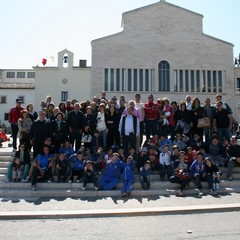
left=122, top=192, right=127, bottom=197
left=76, top=179, right=80, bottom=183
left=94, top=186, right=99, bottom=191
left=210, top=189, right=214, bottom=195
left=24, top=177, right=30, bottom=183
left=32, top=185, right=37, bottom=191
left=82, top=187, right=86, bottom=191
left=47, top=178, right=53, bottom=183
left=228, top=176, right=233, bottom=181
left=198, top=190, right=203, bottom=197
left=215, top=183, right=220, bottom=190
left=176, top=191, right=184, bottom=197
left=68, top=180, right=72, bottom=183
left=21, top=179, right=25, bottom=183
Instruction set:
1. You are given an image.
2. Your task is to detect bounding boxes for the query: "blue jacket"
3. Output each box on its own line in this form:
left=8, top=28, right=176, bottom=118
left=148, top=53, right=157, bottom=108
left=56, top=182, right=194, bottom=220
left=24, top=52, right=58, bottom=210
left=69, top=155, right=85, bottom=171
left=104, top=159, right=122, bottom=180
left=190, top=159, right=205, bottom=176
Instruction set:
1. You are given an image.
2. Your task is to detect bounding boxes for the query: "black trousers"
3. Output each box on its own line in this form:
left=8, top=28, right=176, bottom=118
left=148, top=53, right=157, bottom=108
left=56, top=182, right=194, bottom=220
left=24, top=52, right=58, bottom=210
left=31, top=167, right=52, bottom=186
left=82, top=173, right=98, bottom=188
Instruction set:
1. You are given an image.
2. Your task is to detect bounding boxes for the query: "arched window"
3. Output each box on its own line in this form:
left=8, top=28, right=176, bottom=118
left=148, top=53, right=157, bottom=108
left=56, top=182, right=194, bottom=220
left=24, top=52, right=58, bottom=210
left=158, top=61, right=170, bottom=91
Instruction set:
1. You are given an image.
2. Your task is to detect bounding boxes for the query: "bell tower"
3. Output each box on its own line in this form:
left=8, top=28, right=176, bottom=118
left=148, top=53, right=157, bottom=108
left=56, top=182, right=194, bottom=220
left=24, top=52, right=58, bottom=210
left=58, top=49, right=74, bottom=68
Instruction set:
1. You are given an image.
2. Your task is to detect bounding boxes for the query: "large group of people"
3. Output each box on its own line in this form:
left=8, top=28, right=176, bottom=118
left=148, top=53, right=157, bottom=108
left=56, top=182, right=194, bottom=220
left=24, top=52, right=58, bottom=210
left=4, top=92, right=240, bottom=196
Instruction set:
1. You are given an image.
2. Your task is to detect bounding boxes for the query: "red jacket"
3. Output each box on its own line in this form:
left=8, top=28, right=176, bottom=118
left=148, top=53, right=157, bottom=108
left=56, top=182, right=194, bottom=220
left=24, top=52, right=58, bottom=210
left=144, top=102, right=159, bottom=120
left=8, top=106, right=24, bottom=124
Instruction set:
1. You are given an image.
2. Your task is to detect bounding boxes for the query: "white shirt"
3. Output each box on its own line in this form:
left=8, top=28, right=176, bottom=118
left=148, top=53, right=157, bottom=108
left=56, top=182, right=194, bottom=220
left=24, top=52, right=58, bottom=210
left=159, top=151, right=171, bottom=166
left=96, top=112, right=107, bottom=132
left=119, top=114, right=140, bottom=136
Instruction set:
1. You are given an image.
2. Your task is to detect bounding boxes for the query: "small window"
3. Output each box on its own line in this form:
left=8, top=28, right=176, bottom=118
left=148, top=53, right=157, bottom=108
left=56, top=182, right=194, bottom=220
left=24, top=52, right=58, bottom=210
left=18, top=96, right=25, bottom=104
left=4, top=113, right=9, bottom=121
left=61, top=91, right=68, bottom=101
left=17, top=72, right=26, bottom=78
left=27, top=72, right=35, bottom=78
left=0, top=96, right=7, bottom=103
left=6, top=72, right=15, bottom=78
left=237, top=78, right=240, bottom=93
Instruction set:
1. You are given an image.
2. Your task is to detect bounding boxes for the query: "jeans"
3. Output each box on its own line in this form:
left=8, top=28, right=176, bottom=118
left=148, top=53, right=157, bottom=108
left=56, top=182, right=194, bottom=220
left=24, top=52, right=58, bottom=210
left=227, top=158, right=240, bottom=177
left=159, top=164, right=172, bottom=181
left=98, top=129, right=107, bottom=150
left=217, top=128, right=231, bottom=143
left=7, top=163, right=30, bottom=180
left=192, top=173, right=205, bottom=190
left=139, top=175, right=150, bottom=189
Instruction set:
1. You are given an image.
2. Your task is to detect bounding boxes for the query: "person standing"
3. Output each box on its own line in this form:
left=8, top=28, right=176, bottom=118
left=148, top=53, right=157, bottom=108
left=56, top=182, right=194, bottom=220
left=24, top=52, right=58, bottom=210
left=67, top=103, right=84, bottom=151
left=17, top=109, right=32, bottom=151
left=135, top=94, right=145, bottom=146
left=212, top=101, right=233, bottom=143
left=203, top=98, right=216, bottom=143
left=119, top=106, right=140, bottom=154
left=29, top=110, right=52, bottom=158
left=143, top=94, right=159, bottom=140
left=8, top=98, right=24, bottom=151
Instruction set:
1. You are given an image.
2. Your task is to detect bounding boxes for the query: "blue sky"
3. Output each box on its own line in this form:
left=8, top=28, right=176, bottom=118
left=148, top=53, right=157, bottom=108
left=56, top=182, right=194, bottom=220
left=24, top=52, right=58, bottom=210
left=0, top=0, right=239, bottom=69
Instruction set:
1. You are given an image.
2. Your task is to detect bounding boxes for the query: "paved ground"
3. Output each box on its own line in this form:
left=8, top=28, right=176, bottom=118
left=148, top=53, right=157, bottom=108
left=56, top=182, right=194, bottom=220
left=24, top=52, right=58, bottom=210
left=0, top=192, right=240, bottom=212
left=1, top=212, right=240, bottom=240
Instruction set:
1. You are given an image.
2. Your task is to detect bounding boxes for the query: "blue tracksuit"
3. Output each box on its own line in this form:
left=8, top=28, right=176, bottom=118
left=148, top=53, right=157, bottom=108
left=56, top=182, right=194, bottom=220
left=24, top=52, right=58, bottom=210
left=98, top=159, right=122, bottom=190
left=69, top=155, right=85, bottom=171
left=122, top=160, right=135, bottom=193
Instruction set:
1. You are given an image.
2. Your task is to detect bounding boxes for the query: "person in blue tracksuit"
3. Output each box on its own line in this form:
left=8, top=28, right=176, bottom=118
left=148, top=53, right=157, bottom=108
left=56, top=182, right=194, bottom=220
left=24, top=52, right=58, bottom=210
left=139, top=160, right=151, bottom=190
left=122, top=155, right=135, bottom=197
left=98, top=152, right=122, bottom=190
left=68, top=150, right=85, bottom=183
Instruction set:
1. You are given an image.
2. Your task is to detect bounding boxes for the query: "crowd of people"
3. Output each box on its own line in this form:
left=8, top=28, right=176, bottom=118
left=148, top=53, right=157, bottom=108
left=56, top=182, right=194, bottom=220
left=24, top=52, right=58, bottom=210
left=4, top=92, right=240, bottom=196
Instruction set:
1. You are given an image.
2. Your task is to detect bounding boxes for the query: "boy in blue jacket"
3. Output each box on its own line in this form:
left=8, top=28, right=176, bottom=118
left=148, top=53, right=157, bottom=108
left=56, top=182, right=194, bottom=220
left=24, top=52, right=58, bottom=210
left=139, top=160, right=151, bottom=190
left=122, top=155, right=135, bottom=197
left=69, top=150, right=85, bottom=183
left=190, top=151, right=206, bottom=196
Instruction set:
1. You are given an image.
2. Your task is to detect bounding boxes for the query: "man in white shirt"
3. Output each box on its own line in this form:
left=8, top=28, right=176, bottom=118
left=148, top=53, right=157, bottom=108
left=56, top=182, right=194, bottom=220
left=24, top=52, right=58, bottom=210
left=119, top=106, right=140, bottom=154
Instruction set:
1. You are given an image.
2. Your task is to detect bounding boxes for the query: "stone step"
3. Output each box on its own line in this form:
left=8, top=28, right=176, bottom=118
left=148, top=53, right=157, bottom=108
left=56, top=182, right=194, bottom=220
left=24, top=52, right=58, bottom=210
left=0, top=186, right=239, bottom=198
left=0, top=152, right=14, bottom=157
left=0, top=156, right=13, bottom=161
left=0, top=179, right=239, bottom=189
left=0, top=162, right=11, bottom=168
left=0, top=168, right=7, bottom=174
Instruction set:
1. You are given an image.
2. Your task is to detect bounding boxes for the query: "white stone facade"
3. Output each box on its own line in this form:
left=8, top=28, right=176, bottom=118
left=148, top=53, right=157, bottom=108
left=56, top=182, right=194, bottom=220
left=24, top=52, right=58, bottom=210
left=34, top=49, right=91, bottom=110
left=91, top=0, right=239, bottom=120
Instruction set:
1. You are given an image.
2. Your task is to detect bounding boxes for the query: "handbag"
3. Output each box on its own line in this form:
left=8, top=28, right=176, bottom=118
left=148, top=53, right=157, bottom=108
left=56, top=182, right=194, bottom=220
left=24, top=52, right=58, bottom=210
left=197, top=117, right=210, bottom=128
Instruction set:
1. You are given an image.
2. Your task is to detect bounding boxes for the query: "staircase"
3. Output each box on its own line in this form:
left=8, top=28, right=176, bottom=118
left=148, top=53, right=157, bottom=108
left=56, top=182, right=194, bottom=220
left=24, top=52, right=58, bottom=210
left=1, top=150, right=240, bottom=198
